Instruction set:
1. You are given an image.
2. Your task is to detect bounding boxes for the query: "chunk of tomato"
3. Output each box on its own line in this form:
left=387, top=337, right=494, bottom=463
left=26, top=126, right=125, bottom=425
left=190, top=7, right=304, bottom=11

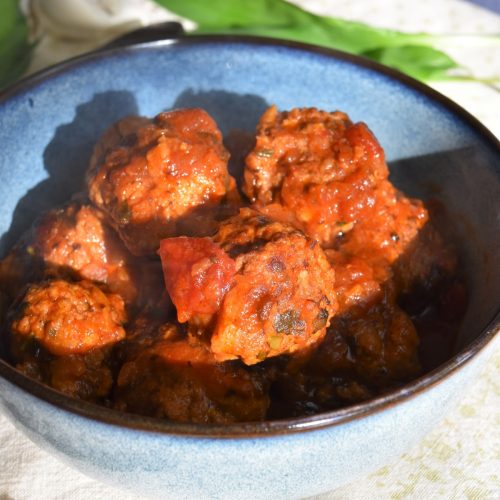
left=345, top=122, right=384, bottom=163
left=158, top=237, right=236, bottom=323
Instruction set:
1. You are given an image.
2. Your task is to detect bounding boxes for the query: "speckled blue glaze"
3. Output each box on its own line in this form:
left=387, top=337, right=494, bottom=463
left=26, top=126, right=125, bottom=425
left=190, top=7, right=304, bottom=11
left=0, top=37, right=498, bottom=499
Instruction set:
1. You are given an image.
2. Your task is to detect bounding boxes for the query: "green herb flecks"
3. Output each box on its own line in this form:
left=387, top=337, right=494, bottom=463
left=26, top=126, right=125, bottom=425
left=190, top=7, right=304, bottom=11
left=312, top=308, right=329, bottom=333
left=273, top=309, right=306, bottom=335
left=268, top=334, right=282, bottom=350
left=117, top=201, right=132, bottom=225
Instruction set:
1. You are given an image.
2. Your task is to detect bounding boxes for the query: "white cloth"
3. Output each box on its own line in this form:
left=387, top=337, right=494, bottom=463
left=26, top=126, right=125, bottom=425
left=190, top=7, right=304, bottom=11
left=1, top=1, right=499, bottom=498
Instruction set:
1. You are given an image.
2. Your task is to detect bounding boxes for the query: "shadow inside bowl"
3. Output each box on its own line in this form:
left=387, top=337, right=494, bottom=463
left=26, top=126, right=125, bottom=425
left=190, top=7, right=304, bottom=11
left=389, top=146, right=500, bottom=353
left=0, top=90, right=140, bottom=254
left=173, top=88, right=270, bottom=136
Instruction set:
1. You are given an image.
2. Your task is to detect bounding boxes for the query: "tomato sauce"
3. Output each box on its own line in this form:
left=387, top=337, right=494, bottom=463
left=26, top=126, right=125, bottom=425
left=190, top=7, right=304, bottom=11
left=0, top=106, right=466, bottom=422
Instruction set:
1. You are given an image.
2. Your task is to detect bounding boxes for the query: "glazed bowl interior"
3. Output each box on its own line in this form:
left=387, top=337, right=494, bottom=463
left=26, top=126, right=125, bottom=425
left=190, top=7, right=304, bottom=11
left=0, top=36, right=498, bottom=434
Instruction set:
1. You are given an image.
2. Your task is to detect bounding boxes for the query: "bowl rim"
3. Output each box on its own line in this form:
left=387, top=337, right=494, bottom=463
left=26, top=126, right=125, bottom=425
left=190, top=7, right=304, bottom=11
left=0, top=35, right=499, bottom=438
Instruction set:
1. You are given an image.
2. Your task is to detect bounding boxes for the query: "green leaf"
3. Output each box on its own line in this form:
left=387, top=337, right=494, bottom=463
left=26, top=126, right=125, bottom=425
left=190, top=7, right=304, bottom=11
left=153, top=0, right=498, bottom=83
left=0, top=0, right=33, bottom=89
left=192, top=23, right=461, bottom=81
left=361, top=45, right=459, bottom=81
left=153, top=0, right=308, bottom=28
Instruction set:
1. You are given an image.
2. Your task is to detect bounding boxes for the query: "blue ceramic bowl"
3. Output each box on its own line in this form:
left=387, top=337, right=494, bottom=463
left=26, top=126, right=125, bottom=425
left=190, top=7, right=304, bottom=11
left=0, top=36, right=498, bottom=499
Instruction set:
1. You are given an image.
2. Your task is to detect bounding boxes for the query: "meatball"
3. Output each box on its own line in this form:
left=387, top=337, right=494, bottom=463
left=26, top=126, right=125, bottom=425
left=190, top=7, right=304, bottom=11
left=325, top=179, right=457, bottom=306
left=266, top=246, right=420, bottom=417
left=340, top=180, right=428, bottom=269
left=7, top=280, right=127, bottom=401
left=243, top=106, right=437, bottom=293
left=25, top=349, right=115, bottom=402
left=88, top=115, right=151, bottom=175
left=319, top=246, right=420, bottom=387
left=9, top=279, right=126, bottom=356
left=159, top=208, right=337, bottom=365
left=391, top=222, right=458, bottom=297
left=243, top=106, right=388, bottom=247
left=0, top=201, right=139, bottom=306
left=115, top=321, right=269, bottom=423
left=267, top=291, right=420, bottom=417
left=0, top=245, right=30, bottom=303
left=319, top=300, right=420, bottom=387
left=88, top=108, right=239, bottom=255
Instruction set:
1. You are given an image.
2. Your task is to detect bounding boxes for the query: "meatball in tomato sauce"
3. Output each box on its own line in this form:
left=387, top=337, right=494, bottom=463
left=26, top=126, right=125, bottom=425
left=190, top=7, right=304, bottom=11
left=317, top=299, right=420, bottom=389
left=243, top=106, right=388, bottom=247
left=87, top=115, right=151, bottom=175
left=7, top=280, right=126, bottom=401
left=267, top=253, right=420, bottom=417
left=115, top=321, right=269, bottom=423
left=88, top=108, right=239, bottom=255
left=159, top=208, right=337, bottom=365
left=0, top=201, right=142, bottom=311
left=0, top=104, right=466, bottom=423
left=269, top=296, right=420, bottom=417
left=319, top=249, right=420, bottom=390
left=339, top=181, right=428, bottom=268
left=244, top=106, right=447, bottom=296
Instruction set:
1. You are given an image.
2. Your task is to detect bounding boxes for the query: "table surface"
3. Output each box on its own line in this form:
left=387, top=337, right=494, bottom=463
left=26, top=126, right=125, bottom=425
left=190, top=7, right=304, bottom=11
left=1, top=1, right=499, bottom=498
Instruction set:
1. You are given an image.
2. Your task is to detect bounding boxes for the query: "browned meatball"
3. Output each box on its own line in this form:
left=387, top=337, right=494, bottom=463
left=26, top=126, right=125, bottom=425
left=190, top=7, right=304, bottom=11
left=243, top=106, right=388, bottom=247
left=266, top=248, right=420, bottom=416
left=339, top=180, right=428, bottom=269
left=31, top=350, right=114, bottom=402
left=212, top=209, right=337, bottom=364
left=391, top=222, right=458, bottom=296
left=283, top=300, right=419, bottom=414
left=9, top=279, right=126, bottom=356
left=0, top=201, right=139, bottom=306
left=88, top=108, right=239, bottom=255
left=324, top=250, right=391, bottom=316
left=115, top=321, right=269, bottom=423
left=267, top=293, right=420, bottom=417
left=159, top=208, right=337, bottom=365
left=318, top=247, right=420, bottom=388
left=33, top=201, right=139, bottom=302
left=243, top=106, right=437, bottom=294
left=325, top=182, right=458, bottom=313
left=88, top=115, right=151, bottom=175
left=319, top=300, right=420, bottom=387
left=7, top=279, right=127, bottom=401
